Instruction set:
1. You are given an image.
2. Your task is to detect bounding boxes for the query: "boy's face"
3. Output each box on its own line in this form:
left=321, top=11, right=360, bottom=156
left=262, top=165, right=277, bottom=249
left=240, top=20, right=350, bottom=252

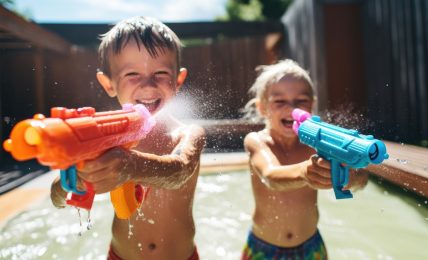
left=97, top=39, right=187, bottom=115
left=259, top=78, right=313, bottom=137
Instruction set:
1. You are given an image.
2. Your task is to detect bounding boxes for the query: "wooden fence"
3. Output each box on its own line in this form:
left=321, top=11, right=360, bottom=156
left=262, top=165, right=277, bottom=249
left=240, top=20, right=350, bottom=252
left=363, top=0, right=428, bottom=144
left=282, top=0, right=428, bottom=146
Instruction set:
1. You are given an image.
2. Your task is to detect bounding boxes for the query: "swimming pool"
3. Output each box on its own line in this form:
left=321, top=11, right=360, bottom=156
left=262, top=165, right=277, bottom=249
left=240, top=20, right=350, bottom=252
left=0, top=170, right=427, bottom=259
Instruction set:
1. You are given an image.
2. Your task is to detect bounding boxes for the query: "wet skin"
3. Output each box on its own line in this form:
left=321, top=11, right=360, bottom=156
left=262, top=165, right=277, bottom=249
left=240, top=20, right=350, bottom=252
left=245, top=78, right=368, bottom=247
left=51, top=38, right=205, bottom=260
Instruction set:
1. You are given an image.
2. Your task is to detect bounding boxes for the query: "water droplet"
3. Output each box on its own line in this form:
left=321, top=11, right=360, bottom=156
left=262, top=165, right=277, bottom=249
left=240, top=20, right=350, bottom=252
left=396, top=158, right=408, bottom=164
left=275, top=216, right=279, bottom=220
left=128, top=219, right=134, bottom=239
left=148, top=219, right=155, bottom=224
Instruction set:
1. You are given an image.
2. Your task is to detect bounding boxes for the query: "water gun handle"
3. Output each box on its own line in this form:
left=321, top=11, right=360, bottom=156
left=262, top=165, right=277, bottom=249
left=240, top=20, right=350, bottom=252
left=111, top=182, right=150, bottom=219
left=60, top=165, right=95, bottom=210
left=60, top=163, right=150, bottom=219
left=330, top=159, right=353, bottom=199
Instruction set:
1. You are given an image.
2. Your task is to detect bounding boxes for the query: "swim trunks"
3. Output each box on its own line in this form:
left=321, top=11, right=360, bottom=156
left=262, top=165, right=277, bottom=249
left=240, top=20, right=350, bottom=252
left=242, top=229, right=327, bottom=260
left=107, top=245, right=199, bottom=260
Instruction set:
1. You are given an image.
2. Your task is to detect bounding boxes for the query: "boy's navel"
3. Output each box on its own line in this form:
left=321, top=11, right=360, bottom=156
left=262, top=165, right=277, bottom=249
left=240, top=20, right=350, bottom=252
left=148, top=243, right=156, bottom=251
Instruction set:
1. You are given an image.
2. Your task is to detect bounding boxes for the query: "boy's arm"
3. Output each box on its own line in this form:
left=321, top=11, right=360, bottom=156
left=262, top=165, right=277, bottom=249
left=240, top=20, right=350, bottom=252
left=244, top=132, right=332, bottom=191
left=131, top=125, right=206, bottom=189
left=78, top=125, right=206, bottom=193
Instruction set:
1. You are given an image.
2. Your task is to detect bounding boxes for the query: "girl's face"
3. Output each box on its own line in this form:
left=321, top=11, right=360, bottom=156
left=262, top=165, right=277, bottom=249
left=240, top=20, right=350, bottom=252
left=260, top=78, right=313, bottom=137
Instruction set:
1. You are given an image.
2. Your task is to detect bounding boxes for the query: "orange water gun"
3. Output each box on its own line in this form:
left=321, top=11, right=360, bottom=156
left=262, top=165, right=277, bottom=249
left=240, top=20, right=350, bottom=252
left=3, top=103, right=155, bottom=219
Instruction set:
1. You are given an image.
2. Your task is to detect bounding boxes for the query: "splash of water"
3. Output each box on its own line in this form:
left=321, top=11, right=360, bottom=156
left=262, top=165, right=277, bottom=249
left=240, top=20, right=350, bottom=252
left=320, top=104, right=375, bottom=132
left=76, top=208, right=83, bottom=236
left=128, top=219, right=134, bottom=239
left=86, top=211, right=92, bottom=230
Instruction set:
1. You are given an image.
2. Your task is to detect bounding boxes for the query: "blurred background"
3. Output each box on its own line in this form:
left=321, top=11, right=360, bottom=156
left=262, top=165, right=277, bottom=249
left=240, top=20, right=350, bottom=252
left=1, top=0, right=427, bottom=192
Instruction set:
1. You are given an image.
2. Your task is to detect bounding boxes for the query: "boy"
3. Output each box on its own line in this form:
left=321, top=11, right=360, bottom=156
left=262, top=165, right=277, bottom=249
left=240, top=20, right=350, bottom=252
left=242, top=59, right=368, bottom=259
left=50, top=16, right=205, bottom=260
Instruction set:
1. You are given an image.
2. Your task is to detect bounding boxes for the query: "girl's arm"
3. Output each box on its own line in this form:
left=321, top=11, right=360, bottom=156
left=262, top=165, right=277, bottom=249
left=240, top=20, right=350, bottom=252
left=244, top=132, right=332, bottom=191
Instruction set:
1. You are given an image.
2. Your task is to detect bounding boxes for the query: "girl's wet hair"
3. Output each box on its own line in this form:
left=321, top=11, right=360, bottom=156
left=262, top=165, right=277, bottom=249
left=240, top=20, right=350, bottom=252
left=98, top=16, right=182, bottom=76
left=243, top=59, right=315, bottom=122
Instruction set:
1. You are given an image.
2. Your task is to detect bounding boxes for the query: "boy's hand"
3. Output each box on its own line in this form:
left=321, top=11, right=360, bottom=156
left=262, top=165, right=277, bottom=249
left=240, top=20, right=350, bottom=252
left=305, top=155, right=333, bottom=189
left=77, top=147, right=135, bottom=194
left=50, top=177, right=68, bottom=208
left=50, top=175, right=86, bottom=208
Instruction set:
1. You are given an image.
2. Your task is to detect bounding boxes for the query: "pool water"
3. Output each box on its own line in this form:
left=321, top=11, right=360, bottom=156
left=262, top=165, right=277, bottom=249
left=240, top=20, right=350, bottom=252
left=1, top=171, right=427, bottom=259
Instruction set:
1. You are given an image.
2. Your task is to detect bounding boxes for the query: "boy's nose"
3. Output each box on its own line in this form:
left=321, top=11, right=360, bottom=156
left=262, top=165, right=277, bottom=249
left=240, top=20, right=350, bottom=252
left=139, top=78, right=157, bottom=88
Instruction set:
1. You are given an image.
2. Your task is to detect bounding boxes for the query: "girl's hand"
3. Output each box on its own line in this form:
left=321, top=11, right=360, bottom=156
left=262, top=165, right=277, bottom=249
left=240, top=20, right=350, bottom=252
left=77, top=147, right=135, bottom=194
left=305, top=155, right=333, bottom=189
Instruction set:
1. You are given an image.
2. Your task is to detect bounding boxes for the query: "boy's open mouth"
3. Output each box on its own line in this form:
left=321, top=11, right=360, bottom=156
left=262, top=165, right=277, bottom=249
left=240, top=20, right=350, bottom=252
left=136, top=99, right=162, bottom=113
left=281, top=119, right=294, bottom=128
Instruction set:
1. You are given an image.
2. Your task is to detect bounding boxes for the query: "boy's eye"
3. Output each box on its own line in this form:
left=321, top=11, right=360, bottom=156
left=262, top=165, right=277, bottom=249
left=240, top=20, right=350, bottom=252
left=125, top=72, right=139, bottom=77
left=153, top=72, right=173, bottom=86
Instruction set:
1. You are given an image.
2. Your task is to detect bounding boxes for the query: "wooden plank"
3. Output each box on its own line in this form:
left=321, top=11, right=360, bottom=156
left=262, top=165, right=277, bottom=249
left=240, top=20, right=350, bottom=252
left=34, top=48, right=45, bottom=113
left=403, top=0, right=419, bottom=143
left=365, top=141, right=428, bottom=198
left=323, top=4, right=366, bottom=110
left=0, top=6, right=71, bottom=54
left=414, top=0, right=428, bottom=141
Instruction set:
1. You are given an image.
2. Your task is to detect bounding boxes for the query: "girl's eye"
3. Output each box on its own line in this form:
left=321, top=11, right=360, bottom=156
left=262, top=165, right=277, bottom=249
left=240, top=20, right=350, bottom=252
left=295, top=99, right=310, bottom=107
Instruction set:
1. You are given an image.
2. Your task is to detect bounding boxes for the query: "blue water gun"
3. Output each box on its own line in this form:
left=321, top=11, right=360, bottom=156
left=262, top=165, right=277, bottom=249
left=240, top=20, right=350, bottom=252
left=292, top=108, right=389, bottom=199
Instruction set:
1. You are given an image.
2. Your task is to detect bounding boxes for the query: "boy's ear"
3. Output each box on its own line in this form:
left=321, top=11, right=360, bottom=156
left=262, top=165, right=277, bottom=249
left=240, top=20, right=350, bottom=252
left=96, top=71, right=117, bottom=97
left=175, top=68, right=187, bottom=91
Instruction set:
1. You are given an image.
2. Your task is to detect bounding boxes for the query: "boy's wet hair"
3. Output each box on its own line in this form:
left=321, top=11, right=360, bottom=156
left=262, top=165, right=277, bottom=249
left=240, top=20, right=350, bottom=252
left=98, top=16, right=182, bottom=76
left=243, top=59, right=315, bottom=121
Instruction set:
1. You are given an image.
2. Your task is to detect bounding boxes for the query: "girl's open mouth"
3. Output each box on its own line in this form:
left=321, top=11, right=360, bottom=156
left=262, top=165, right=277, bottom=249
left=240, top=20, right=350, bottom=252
left=281, top=119, right=294, bottom=128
